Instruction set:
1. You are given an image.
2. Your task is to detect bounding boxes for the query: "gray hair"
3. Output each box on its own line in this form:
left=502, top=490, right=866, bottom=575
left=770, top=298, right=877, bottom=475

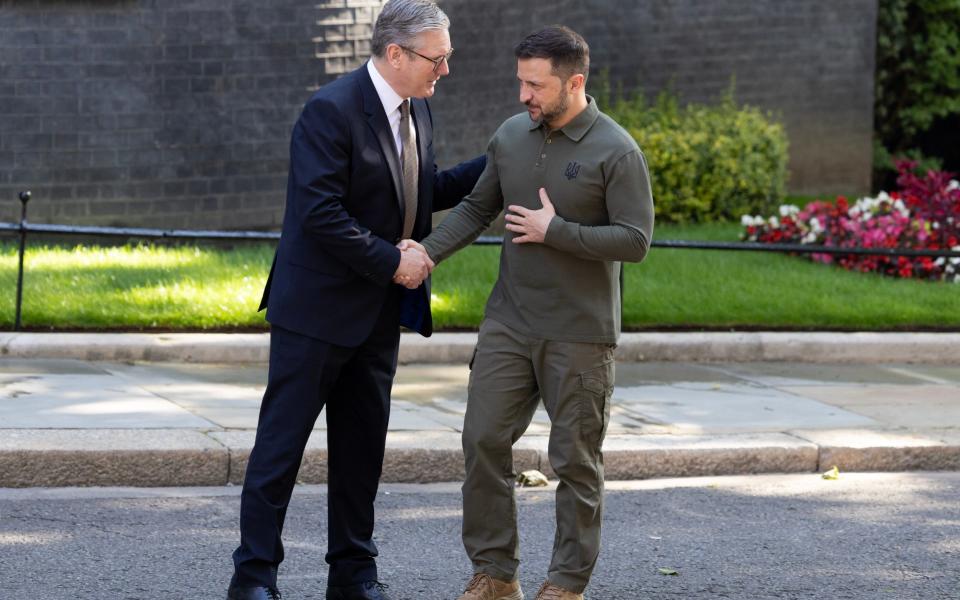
left=371, top=0, right=450, bottom=57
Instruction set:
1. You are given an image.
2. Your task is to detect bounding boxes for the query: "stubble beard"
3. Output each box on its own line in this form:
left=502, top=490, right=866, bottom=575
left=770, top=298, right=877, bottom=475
left=537, top=93, right=569, bottom=128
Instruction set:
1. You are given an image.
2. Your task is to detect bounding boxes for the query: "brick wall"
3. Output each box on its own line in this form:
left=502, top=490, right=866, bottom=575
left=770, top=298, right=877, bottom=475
left=0, top=0, right=877, bottom=228
left=0, top=0, right=325, bottom=228
left=315, top=0, right=383, bottom=76
left=431, top=0, right=878, bottom=196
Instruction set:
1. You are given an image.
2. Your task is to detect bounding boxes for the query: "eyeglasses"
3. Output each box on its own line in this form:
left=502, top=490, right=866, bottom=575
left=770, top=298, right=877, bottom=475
left=399, top=45, right=454, bottom=73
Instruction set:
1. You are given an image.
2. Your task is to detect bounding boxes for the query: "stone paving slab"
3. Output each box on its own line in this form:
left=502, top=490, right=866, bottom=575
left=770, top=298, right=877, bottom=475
left=615, top=362, right=746, bottom=385
left=0, top=358, right=109, bottom=375
left=711, top=363, right=934, bottom=386
left=101, top=361, right=268, bottom=386
left=0, top=374, right=216, bottom=429
left=896, top=365, right=960, bottom=384
left=784, top=385, right=960, bottom=428
left=0, top=356, right=957, bottom=487
left=613, top=383, right=878, bottom=434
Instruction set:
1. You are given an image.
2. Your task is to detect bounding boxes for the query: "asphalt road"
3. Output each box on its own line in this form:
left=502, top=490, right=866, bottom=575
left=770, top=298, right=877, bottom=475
left=1, top=473, right=958, bottom=599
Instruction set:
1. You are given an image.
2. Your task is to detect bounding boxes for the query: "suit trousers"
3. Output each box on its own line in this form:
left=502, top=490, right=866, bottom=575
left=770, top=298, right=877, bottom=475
left=232, top=289, right=401, bottom=588
left=461, top=318, right=615, bottom=593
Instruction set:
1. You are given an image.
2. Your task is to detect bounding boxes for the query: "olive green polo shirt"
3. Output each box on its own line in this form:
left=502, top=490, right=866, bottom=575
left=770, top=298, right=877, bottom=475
left=421, top=96, right=654, bottom=343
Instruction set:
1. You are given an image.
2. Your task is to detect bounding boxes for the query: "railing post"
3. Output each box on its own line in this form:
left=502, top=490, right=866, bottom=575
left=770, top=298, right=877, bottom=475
left=14, top=190, right=30, bottom=331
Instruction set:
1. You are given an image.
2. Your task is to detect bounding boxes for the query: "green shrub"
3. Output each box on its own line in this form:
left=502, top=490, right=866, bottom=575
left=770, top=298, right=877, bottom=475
left=600, top=87, right=788, bottom=223
left=874, top=0, right=960, bottom=187
left=875, top=0, right=960, bottom=145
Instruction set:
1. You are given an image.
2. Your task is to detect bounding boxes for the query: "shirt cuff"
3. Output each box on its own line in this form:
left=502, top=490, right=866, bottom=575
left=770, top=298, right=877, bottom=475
left=544, top=215, right=575, bottom=250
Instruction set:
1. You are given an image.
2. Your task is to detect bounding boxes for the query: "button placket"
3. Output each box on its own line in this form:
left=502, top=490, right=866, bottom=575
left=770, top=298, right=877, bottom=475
left=535, top=132, right=551, bottom=170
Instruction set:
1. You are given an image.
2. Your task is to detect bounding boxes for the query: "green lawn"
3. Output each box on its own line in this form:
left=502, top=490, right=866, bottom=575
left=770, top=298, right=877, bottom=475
left=1, top=222, right=957, bottom=331
left=432, top=223, right=960, bottom=330
left=0, top=243, right=274, bottom=329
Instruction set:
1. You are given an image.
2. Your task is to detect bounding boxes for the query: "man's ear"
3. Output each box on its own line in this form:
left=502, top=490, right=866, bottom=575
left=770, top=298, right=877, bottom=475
left=568, top=73, right=586, bottom=93
left=386, top=43, right=404, bottom=69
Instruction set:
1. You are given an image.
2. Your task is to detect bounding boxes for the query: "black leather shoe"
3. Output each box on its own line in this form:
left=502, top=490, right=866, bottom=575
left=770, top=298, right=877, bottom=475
left=226, top=583, right=282, bottom=600
left=325, top=581, right=392, bottom=600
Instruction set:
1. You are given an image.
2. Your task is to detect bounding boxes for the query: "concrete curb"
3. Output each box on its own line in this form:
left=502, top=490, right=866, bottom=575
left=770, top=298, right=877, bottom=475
left=792, top=429, right=960, bottom=472
left=0, top=430, right=229, bottom=487
left=2, top=331, right=960, bottom=364
left=3, top=429, right=960, bottom=488
left=0, top=332, right=271, bottom=363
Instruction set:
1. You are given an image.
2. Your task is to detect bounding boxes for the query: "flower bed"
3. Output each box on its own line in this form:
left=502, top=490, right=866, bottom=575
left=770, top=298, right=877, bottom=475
left=741, top=161, right=960, bottom=282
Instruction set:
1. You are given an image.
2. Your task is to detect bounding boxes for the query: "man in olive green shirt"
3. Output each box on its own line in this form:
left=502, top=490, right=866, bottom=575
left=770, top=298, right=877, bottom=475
left=406, top=26, right=654, bottom=600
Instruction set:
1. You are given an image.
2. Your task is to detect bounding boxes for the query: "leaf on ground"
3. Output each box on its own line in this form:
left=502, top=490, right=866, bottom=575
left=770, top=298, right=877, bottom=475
left=516, top=470, right=549, bottom=487
left=822, top=465, right=840, bottom=480
left=658, top=567, right=679, bottom=576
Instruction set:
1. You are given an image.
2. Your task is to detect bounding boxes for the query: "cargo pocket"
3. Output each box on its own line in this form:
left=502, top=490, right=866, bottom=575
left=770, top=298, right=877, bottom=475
left=578, top=360, right=614, bottom=446
left=466, top=345, right=480, bottom=391
left=468, top=346, right=478, bottom=370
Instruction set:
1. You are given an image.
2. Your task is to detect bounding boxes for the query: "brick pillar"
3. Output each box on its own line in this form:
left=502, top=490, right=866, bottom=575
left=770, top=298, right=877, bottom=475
left=314, top=0, right=388, bottom=79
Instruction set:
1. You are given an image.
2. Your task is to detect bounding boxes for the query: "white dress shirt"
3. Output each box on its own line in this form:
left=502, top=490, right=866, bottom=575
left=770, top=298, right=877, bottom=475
left=366, top=59, right=417, bottom=160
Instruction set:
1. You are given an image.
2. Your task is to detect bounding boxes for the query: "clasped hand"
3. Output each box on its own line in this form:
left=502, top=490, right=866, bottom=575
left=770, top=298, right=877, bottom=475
left=392, top=239, right=434, bottom=289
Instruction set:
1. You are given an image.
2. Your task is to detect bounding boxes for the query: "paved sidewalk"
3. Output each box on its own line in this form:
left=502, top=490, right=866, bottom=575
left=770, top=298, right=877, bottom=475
left=1, top=355, right=958, bottom=487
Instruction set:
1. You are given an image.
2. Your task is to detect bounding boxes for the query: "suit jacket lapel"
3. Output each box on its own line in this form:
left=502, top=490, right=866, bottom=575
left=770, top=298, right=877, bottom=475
left=358, top=65, right=404, bottom=214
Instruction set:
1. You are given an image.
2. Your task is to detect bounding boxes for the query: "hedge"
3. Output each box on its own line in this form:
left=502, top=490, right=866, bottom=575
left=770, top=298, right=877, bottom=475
left=599, top=87, right=788, bottom=223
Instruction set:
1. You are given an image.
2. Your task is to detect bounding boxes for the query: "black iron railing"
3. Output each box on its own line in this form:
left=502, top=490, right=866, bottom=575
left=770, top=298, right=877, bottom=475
left=4, top=190, right=960, bottom=331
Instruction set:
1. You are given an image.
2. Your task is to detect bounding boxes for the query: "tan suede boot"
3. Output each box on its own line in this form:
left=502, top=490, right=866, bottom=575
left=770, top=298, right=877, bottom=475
left=533, top=582, right=583, bottom=600
left=456, top=573, right=524, bottom=600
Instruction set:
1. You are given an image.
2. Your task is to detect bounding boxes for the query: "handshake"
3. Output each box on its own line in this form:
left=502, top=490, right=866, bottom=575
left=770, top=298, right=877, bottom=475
left=392, top=239, right=434, bottom=289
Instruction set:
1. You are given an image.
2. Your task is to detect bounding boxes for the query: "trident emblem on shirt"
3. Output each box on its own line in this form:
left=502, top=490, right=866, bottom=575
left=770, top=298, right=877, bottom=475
left=564, top=161, right=581, bottom=180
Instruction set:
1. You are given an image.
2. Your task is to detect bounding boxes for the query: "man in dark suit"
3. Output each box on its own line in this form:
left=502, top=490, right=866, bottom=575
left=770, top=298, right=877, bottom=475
left=226, top=2, right=485, bottom=599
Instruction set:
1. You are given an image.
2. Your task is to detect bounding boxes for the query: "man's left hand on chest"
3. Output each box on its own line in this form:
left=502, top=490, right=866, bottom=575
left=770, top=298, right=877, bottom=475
left=505, top=187, right=556, bottom=244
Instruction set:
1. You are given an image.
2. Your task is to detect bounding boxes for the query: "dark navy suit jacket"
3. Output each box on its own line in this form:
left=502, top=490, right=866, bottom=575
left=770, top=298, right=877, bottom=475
left=259, top=64, right=485, bottom=347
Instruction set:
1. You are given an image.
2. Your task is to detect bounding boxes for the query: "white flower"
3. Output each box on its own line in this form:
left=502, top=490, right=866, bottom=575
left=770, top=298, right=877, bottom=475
left=752, top=216, right=766, bottom=227
left=948, top=180, right=959, bottom=192
left=935, top=257, right=946, bottom=267
left=809, top=217, right=823, bottom=233
left=779, top=205, right=799, bottom=217
left=768, top=216, right=779, bottom=228
left=741, top=215, right=753, bottom=227
left=802, top=232, right=817, bottom=244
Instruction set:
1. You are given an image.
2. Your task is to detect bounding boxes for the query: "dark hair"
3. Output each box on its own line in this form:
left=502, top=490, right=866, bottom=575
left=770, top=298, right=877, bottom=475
left=514, top=25, right=590, bottom=82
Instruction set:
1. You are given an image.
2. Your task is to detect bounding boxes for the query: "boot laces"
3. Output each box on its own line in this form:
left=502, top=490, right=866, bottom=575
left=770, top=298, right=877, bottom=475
left=465, top=573, right=494, bottom=595
left=538, top=583, right=566, bottom=600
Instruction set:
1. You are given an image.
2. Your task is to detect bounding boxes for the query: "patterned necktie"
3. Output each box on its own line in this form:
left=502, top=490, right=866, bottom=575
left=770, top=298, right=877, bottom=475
left=399, top=99, right=419, bottom=239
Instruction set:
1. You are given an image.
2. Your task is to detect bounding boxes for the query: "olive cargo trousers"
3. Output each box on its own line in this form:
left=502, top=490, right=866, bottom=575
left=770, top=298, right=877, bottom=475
left=461, top=318, right=615, bottom=593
